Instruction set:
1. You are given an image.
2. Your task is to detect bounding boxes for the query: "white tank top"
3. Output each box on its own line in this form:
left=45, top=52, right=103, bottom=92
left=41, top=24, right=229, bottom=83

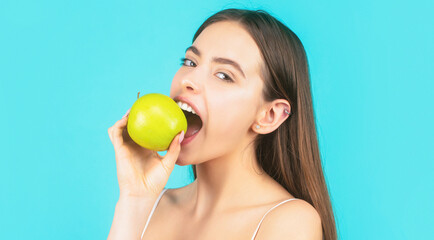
left=141, top=188, right=298, bottom=240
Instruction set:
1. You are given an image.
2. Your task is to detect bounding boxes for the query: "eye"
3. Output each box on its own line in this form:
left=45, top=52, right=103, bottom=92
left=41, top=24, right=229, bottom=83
left=216, top=72, right=234, bottom=83
left=180, top=57, right=196, bottom=67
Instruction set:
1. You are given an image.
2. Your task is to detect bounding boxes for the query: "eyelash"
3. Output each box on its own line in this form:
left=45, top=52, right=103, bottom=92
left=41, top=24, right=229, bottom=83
left=180, top=57, right=234, bottom=83
left=180, top=57, right=196, bottom=67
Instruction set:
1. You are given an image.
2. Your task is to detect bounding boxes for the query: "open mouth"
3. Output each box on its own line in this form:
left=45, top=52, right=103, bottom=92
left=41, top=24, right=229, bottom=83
left=182, top=110, right=203, bottom=138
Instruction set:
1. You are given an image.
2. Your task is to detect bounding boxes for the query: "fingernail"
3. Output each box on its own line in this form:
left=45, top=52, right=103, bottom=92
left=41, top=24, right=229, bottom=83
left=123, top=108, right=131, bottom=118
left=179, top=131, right=185, bottom=144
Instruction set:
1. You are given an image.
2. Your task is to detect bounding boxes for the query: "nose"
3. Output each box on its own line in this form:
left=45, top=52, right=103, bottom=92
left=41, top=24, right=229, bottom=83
left=181, top=79, right=200, bottom=94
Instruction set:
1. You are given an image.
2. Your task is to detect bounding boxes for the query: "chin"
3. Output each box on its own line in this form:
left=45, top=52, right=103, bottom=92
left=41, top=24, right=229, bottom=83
left=175, top=155, right=192, bottom=166
left=175, top=158, right=190, bottom=166
left=176, top=152, right=206, bottom=166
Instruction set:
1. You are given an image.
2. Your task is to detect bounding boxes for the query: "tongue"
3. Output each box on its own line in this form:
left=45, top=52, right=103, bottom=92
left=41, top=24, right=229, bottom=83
left=186, top=125, right=200, bottom=138
left=184, top=112, right=202, bottom=138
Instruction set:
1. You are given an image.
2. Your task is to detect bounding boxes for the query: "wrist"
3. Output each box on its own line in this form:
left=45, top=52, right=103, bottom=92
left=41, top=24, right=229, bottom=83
left=119, top=188, right=161, bottom=200
left=119, top=190, right=160, bottom=201
left=117, top=194, right=158, bottom=209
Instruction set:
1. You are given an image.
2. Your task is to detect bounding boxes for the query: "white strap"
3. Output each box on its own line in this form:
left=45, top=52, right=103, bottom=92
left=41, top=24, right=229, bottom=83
left=141, top=188, right=168, bottom=240
left=251, top=198, right=298, bottom=240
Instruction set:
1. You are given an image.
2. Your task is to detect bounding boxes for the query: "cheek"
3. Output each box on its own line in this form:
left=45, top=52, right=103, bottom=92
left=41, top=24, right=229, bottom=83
left=207, top=86, right=259, bottom=129
left=209, top=99, right=255, bottom=137
left=202, top=105, right=253, bottom=159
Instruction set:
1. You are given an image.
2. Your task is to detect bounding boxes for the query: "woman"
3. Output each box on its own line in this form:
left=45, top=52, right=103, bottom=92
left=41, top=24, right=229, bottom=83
left=108, top=8, right=337, bottom=240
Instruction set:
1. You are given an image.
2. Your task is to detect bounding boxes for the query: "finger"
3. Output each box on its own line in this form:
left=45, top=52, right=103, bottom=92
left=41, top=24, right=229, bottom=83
left=161, top=131, right=184, bottom=172
left=108, top=109, right=131, bottom=145
left=121, top=126, right=133, bottom=143
left=122, top=108, right=131, bottom=118
left=112, top=115, right=129, bottom=147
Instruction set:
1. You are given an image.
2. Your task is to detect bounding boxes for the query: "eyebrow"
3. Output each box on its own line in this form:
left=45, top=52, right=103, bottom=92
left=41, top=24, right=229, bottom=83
left=185, top=46, right=246, bottom=78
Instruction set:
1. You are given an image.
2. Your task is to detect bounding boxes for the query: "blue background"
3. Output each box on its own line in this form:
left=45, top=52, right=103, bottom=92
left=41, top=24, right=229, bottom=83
left=1, top=0, right=433, bottom=239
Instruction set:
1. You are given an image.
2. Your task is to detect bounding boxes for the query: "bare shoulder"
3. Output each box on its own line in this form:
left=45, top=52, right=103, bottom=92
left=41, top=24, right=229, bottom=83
left=255, top=199, right=322, bottom=240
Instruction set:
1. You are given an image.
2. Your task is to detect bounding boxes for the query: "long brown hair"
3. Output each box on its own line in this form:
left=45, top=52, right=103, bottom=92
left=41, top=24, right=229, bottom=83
left=190, top=9, right=337, bottom=240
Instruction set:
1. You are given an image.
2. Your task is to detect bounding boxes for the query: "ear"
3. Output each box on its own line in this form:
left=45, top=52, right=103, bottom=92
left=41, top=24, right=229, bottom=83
left=252, top=99, right=291, bottom=134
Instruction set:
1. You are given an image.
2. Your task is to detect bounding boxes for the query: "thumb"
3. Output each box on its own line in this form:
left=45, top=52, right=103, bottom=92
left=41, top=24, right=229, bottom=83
left=161, top=131, right=184, bottom=171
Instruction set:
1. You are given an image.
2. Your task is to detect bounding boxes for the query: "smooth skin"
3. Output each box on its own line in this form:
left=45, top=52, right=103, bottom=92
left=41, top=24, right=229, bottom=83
left=108, top=21, right=322, bottom=239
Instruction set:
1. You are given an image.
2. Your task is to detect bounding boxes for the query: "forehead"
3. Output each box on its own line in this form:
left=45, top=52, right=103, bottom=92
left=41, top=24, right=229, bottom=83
left=192, top=21, right=264, bottom=79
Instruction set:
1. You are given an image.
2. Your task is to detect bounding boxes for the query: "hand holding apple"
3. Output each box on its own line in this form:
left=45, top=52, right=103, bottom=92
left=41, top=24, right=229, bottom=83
left=107, top=93, right=186, bottom=198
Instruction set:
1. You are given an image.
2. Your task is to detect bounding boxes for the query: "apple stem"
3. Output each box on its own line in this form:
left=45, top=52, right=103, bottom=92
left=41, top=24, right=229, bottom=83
left=137, top=92, right=140, bottom=100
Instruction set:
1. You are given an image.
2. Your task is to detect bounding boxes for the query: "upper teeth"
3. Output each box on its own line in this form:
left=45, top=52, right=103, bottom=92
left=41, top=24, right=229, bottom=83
left=177, top=101, right=197, bottom=115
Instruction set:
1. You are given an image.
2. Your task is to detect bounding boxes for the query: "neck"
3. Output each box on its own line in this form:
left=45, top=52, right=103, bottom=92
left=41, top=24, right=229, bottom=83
left=186, top=136, right=273, bottom=218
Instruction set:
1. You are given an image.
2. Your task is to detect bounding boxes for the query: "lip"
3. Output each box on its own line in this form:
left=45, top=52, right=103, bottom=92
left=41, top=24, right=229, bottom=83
left=180, top=129, right=200, bottom=146
left=172, top=96, right=204, bottom=123
left=173, top=95, right=204, bottom=146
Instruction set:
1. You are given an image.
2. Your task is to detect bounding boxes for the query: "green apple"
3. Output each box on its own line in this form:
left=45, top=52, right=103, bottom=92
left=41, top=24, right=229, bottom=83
left=127, top=93, right=187, bottom=151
